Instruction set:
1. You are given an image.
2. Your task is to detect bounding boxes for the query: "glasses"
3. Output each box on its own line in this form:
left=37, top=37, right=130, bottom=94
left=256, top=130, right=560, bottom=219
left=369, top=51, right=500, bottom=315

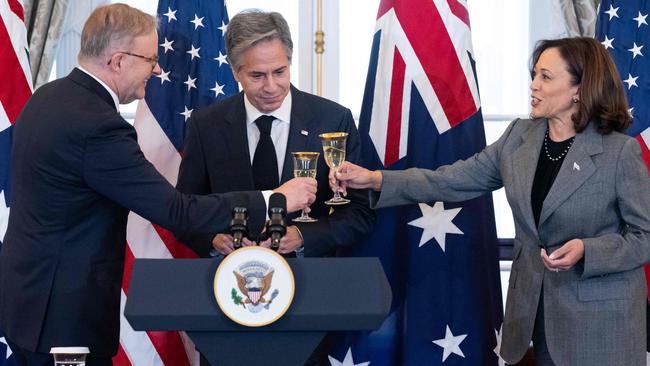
left=108, top=51, right=159, bottom=68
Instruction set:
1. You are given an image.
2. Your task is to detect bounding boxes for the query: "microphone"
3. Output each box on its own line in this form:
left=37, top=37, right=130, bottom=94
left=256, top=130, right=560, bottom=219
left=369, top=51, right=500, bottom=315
left=229, top=194, right=249, bottom=249
left=266, top=193, right=287, bottom=251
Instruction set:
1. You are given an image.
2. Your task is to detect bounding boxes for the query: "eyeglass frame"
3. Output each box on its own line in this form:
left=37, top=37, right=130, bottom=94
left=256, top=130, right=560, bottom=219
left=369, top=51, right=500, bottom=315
left=107, top=51, right=159, bottom=68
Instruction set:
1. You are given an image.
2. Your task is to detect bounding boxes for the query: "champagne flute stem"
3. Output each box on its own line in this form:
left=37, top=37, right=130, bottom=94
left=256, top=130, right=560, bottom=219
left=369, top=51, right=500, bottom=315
left=333, top=167, right=342, bottom=199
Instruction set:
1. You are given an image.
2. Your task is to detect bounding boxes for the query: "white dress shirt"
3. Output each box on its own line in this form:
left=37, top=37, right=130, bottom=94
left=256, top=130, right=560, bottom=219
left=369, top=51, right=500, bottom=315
left=244, top=92, right=292, bottom=179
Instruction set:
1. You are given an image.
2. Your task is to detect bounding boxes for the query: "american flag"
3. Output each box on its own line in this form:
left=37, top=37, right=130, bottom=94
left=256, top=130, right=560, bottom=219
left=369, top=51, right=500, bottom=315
left=115, top=1, right=237, bottom=365
left=594, top=0, right=650, bottom=359
left=0, top=0, right=31, bottom=364
left=328, top=0, right=503, bottom=365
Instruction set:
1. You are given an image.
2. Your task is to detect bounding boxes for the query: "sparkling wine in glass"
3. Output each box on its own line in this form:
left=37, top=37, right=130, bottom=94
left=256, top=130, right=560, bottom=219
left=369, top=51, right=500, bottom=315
left=319, top=132, right=351, bottom=205
left=291, top=152, right=320, bottom=223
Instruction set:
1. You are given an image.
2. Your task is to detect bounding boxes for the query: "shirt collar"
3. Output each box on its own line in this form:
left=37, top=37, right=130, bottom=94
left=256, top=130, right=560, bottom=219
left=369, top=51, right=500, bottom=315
left=244, top=91, right=292, bottom=126
left=77, top=65, right=120, bottom=111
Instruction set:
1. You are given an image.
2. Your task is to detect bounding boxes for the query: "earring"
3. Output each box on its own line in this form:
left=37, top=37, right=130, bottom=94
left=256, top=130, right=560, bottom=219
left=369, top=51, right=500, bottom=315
left=572, top=97, right=579, bottom=103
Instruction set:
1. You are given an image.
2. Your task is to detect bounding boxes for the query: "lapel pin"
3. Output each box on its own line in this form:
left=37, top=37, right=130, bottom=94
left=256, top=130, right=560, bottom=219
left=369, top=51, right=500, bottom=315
left=301, top=130, right=309, bottom=136
left=573, top=162, right=580, bottom=171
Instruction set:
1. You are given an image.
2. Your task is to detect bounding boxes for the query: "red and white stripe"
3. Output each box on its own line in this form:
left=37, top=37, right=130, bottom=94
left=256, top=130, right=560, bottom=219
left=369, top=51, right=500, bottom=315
left=0, top=0, right=31, bottom=129
left=115, top=101, right=199, bottom=366
left=368, top=0, right=480, bottom=167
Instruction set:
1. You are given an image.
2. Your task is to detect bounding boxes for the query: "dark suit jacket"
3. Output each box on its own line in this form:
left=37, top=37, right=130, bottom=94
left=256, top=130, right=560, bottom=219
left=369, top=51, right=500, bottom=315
left=176, top=86, right=374, bottom=257
left=0, top=68, right=265, bottom=357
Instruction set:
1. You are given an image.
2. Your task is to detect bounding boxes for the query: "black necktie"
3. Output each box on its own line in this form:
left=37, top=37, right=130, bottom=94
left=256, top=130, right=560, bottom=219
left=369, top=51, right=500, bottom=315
left=252, top=115, right=279, bottom=190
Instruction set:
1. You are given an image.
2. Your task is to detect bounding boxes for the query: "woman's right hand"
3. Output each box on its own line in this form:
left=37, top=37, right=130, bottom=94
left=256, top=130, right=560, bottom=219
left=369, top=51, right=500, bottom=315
left=329, top=161, right=383, bottom=195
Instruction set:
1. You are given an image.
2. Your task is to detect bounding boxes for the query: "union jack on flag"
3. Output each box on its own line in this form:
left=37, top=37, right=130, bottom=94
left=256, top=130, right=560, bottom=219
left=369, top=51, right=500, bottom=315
left=115, top=1, right=237, bottom=365
left=0, top=0, right=31, bottom=243
left=0, top=1, right=31, bottom=365
left=329, top=0, right=503, bottom=365
left=595, top=0, right=650, bottom=357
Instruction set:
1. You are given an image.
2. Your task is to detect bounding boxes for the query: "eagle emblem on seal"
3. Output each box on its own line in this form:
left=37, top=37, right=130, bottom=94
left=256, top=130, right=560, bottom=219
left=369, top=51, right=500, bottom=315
left=231, top=260, right=279, bottom=313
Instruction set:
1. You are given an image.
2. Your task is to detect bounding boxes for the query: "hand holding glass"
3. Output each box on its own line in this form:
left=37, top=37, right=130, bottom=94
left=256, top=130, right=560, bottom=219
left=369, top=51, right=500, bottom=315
left=319, top=132, right=351, bottom=205
left=291, top=152, right=320, bottom=222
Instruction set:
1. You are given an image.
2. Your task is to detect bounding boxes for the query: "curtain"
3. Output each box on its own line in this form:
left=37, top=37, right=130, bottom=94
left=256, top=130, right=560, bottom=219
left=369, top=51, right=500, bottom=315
left=24, top=0, right=70, bottom=88
left=558, top=0, right=600, bottom=37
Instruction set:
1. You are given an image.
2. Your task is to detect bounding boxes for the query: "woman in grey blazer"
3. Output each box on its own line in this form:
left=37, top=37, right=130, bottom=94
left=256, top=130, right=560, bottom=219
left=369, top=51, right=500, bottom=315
left=331, top=37, right=650, bottom=365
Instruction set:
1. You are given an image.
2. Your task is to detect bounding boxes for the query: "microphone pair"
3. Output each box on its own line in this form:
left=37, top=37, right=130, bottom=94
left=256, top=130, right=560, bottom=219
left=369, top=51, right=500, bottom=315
left=229, top=193, right=287, bottom=251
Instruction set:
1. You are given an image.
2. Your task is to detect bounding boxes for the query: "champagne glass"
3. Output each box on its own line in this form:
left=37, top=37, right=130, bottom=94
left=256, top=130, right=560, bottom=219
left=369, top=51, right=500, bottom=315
left=319, top=132, right=351, bottom=205
left=291, top=152, right=320, bottom=222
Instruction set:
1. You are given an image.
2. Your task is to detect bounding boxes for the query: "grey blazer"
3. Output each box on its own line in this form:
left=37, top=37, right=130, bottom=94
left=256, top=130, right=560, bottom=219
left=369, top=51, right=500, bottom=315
left=375, top=118, right=650, bottom=365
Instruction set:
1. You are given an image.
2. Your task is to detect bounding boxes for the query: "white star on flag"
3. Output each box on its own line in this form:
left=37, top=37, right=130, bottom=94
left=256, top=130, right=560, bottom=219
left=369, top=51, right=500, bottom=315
left=214, top=51, right=228, bottom=66
left=218, top=21, right=228, bottom=34
left=0, top=337, right=12, bottom=360
left=605, top=4, right=619, bottom=20
left=156, top=69, right=171, bottom=85
left=163, top=7, right=177, bottom=22
left=432, top=325, right=467, bottom=362
left=184, top=75, right=197, bottom=91
left=210, top=82, right=225, bottom=97
left=624, top=73, right=639, bottom=89
left=629, top=107, right=635, bottom=118
left=160, top=37, right=174, bottom=53
left=180, top=106, right=193, bottom=121
left=190, top=14, right=205, bottom=29
left=328, top=348, right=370, bottom=366
left=628, top=42, right=644, bottom=58
left=494, top=325, right=505, bottom=366
left=408, top=202, right=463, bottom=251
left=0, top=191, right=10, bottom=241
left=634, top=11, right=648, bottom=28
left=601, top=35, right=614, bottom=49
left=187, top=45, right=201, bottom=60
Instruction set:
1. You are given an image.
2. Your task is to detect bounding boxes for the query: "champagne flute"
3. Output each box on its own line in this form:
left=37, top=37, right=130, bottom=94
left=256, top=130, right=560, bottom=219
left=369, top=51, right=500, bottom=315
left=319, top=132, right=351, bottom=205
left=291, top=152, right=320, bottom=222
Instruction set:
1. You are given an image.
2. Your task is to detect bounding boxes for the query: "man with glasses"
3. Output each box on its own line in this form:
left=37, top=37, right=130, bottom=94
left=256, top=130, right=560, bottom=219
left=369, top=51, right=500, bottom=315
left=0, top=4, right=316, bottom=366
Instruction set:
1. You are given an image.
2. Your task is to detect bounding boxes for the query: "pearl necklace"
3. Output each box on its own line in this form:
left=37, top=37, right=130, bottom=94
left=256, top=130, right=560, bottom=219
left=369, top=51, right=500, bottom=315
left=544, top=129, right=575, bottom=162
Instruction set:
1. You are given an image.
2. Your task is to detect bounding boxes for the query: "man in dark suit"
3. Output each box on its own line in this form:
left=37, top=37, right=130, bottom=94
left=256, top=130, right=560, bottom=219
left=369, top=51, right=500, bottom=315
left=177, top=10, right=374, bottom=260
left=0, top=4, right=316, bottom=366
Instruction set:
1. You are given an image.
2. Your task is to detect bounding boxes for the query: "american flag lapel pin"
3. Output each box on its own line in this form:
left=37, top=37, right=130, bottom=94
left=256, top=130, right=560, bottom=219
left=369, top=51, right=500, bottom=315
left=301, top=130, right=308, bottom=136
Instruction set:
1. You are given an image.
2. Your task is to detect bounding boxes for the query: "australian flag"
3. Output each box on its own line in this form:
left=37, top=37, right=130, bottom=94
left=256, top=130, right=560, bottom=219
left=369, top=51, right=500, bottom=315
left=328, top=0, right=503, bottom=365
left=1, top=0, right=32, bottom=364
left=595, top=0, right=650, bottom=357
left=0, top=334, right=15, bottom=366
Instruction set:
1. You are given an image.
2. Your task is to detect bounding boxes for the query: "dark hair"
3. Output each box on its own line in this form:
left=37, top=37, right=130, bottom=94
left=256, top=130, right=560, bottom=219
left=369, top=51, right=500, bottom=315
left=530, top=37, right=630, bottom=134
left=225, top=9, right=293, bottom=70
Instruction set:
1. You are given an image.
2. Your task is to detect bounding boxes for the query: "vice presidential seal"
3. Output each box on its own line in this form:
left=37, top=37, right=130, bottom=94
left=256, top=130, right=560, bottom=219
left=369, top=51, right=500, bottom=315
left=214, top=246, right=294, bottom=327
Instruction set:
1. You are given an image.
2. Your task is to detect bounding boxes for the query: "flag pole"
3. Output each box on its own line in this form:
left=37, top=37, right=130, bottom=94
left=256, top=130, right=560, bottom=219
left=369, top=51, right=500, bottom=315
left=314, top=0, right=324, bottom=96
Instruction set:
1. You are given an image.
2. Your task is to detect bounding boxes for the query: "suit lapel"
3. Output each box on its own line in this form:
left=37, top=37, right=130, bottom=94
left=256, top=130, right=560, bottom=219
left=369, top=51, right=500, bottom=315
left=224, top=93, right=255, bottom=188
left=281, top=87, right=316, bottom=183
left=539, top=123, right=601, bottom=226
left=512, top=120, right=546, bottom=233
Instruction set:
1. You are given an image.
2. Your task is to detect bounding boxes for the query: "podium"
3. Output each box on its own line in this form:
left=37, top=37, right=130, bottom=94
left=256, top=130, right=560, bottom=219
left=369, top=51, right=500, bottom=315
left=125, top=258, right=391, bottom=366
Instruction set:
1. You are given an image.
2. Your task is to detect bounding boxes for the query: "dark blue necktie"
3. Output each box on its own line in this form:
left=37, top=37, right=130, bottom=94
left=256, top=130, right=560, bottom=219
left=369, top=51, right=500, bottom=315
left=252, top=115, right=279, bottom=190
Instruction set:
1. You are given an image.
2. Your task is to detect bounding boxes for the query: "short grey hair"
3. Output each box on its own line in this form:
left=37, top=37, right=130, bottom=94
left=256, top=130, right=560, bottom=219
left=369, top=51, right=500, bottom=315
left=225, top=9, right=293, bottom=70
left=79, top=3, right=157, bottom=61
